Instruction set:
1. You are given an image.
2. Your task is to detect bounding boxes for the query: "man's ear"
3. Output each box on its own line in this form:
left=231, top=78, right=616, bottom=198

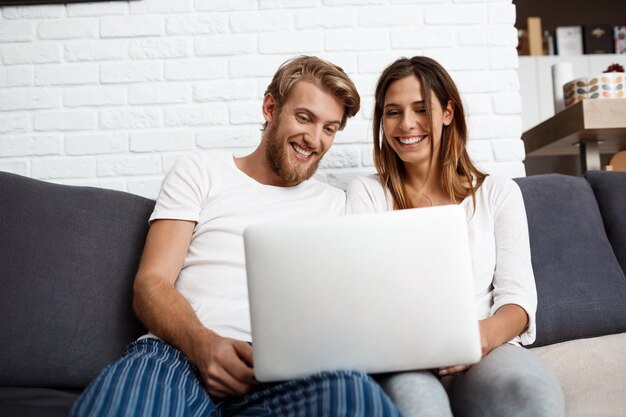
left=443, top=100, right=454, bottom=126
left=262, top=93, right=277, bottom=124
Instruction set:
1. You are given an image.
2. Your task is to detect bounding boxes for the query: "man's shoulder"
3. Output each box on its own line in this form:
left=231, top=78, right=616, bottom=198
left=186, top=149, right=231, bottom=166
left=303, top=177, right=346, bottom=200
left=170, top=150, right=233, bottom=176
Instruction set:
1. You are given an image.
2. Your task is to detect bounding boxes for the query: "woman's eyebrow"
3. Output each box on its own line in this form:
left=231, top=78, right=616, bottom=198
left=384, top=100, right=425, bottom=108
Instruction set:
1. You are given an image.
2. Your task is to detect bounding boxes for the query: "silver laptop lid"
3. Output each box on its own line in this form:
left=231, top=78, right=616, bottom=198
left=244, top=204, right=481, bottom=382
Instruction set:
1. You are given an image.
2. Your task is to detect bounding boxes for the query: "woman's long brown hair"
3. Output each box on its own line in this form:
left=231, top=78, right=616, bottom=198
left=373, top=56, right=486, bottom=210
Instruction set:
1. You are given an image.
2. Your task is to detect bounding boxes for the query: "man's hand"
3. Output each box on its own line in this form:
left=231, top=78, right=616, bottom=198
left=190, top=331, right=258, bottom=398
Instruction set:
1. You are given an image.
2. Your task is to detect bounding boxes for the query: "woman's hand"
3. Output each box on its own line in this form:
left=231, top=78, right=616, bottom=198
left=479, top=317, right=498, bottom=357
left=438, top=364, right=471, bottom=376
left=438, top=305, right=528, bottom=376
left=438, top=319, right=492, bottom=376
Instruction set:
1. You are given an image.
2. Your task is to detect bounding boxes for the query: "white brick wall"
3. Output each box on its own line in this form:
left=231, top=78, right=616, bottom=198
left=0, top=0, right=524, bottom=198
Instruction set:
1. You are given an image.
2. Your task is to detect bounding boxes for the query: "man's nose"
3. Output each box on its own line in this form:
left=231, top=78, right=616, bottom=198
left=304, top=124, right=323, bottom=149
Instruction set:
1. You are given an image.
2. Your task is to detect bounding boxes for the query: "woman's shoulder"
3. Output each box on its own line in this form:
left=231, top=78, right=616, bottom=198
left=477, top=174, right=520, bottom=195
left=346, top=173, right=389, bottom=201
left=347, top=173, right=383, bottom=192
left=346, top=173, right=390, bottom=214
left=476, top=175, right=525, bottom=214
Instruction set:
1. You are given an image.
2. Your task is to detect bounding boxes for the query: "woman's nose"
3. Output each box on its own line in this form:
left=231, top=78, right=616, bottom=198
left=399, top=112, right=416, bottom=130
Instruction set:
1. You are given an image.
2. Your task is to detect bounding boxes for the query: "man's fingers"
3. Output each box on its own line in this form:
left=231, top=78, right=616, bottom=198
left=206, top=366, right=252, bottom=397
left=222, top=351, right=256, bottom=386
left=215, top=370, right=252, bottom=396
left=210, top=343, right=255, bottom=394
left=196, top=336, right=256, bottom=397
left=233, top=340, right=254, bottom=367
left=206, top=384, right=230, bottom=399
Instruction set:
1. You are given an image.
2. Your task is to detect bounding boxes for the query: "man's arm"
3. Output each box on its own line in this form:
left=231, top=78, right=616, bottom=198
left=133, top=219, right=256, bottom=397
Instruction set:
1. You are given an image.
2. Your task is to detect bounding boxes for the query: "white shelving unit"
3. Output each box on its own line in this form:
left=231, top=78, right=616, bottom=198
left=519, top=54, right=626, bottom=132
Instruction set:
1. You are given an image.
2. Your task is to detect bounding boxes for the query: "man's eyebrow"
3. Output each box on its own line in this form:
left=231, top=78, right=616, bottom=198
left=295, top=107, right=341, bottom=125
left=384, top=100, right=425, bottom=108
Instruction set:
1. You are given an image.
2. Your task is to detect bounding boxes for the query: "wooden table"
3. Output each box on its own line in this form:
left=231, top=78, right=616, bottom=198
left=522, top=99, right=626, bottom=172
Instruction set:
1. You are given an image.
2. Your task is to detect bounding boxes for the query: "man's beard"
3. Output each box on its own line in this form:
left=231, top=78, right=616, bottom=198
left=265, top=117, right=322, bottom=186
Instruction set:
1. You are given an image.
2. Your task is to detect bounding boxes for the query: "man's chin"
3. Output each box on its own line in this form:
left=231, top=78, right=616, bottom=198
left=281, top=159, right=320, bottom=185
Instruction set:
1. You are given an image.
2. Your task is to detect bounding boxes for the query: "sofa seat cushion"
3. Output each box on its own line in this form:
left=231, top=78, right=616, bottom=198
left=0, top=172, right=154, bottom=389
left=531, top=332, right=626, bottom=417
left=584, top=171, right=626, bottom=273
left=515, top=174, right=626, bottom=347
left=0, top=387, right=80, bottom=417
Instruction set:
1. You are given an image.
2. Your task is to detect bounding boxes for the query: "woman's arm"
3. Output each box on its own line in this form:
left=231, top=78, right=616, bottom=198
left=488, top=179, right=537, bottom=345
left=479, top=304, right=528, bottom=355
left=439, top=179, right=537, bottom=376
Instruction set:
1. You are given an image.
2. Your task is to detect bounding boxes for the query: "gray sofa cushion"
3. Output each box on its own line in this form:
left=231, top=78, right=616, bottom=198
left=0, top=172, right=154, bottom=389
left=514, top=174, right=626, bottom=347
left=0, top=387, right=79, bottom=417
left=584, top=170, right=626, bottom=274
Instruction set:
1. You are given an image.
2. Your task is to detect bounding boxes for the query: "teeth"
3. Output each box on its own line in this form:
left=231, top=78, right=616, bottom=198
left=398, top=136, right=426, bottom=145
left=293, top=144, right=312, bottom=158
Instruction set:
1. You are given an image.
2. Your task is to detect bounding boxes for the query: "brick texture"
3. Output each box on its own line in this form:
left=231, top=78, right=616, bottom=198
left=0, top=0, right=524, bottom=198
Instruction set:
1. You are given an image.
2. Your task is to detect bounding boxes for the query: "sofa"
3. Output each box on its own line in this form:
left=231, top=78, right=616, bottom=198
left=0, top=169, right=625, bottom=417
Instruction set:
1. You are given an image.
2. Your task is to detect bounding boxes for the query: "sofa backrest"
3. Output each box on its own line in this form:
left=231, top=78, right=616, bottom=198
left=584, top=171, right=626, bottom=274
left=0, top=172, right=154, bottom=389
left=515, top=173, right=626, bottom=348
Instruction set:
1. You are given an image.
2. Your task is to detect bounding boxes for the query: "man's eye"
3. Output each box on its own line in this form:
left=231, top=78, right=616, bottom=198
left=296, top=114, right=309, bottom=123
left=324, top=126, right=336, bottom=134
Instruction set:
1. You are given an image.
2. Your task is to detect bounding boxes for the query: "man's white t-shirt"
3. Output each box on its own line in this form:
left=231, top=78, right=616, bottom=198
left=147, top=150, right=346, bottom=343
left=345, top=174, right=537, bottom=346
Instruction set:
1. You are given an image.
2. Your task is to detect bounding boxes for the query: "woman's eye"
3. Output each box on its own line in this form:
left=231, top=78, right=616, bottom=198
left=324, top=126, right=336, bottom=134
left=385, top=110, right=400, bottom=117
left=415, top=108, right=426, bottom=114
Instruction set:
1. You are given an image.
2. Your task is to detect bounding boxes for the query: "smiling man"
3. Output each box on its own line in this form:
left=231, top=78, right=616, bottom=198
left=68, top=56, right=404, bottom=417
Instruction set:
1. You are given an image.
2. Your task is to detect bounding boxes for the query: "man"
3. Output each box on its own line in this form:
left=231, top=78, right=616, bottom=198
left=69, top=56, right=404, bottom=417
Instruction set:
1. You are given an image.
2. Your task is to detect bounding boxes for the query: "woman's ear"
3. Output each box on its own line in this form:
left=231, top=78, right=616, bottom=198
left=262, top=94, right=277, bottom=124
left=443, top=100, right=455, bottom=126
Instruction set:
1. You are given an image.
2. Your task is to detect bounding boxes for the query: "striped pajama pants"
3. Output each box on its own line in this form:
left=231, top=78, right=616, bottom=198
left=69, top=338, right=404, bottom=417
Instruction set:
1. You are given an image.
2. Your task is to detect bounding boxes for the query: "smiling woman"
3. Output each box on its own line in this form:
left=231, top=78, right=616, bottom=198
left=346, top=56, right=566, bottom=417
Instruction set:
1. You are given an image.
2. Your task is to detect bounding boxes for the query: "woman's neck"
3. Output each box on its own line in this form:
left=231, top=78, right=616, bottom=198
left=402, top=162, right=456, bottom=207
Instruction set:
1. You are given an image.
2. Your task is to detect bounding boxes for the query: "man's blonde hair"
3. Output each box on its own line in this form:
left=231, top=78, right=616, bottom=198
left=262, top=55, right=360, bottom=131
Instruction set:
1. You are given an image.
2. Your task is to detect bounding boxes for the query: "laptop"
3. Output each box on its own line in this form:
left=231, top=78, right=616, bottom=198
left=243, top=204, right=482, bottom=382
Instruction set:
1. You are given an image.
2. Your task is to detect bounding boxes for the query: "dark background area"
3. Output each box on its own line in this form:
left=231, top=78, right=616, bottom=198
left=514, top=0, right=626, bottom=31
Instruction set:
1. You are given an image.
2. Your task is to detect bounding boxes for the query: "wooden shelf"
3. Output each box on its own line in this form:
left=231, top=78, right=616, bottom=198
left=522, top=99, right=626, bottom=157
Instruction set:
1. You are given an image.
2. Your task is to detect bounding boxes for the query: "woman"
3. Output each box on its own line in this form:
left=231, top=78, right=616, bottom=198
left=346, top=57, right=565, bottom=417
